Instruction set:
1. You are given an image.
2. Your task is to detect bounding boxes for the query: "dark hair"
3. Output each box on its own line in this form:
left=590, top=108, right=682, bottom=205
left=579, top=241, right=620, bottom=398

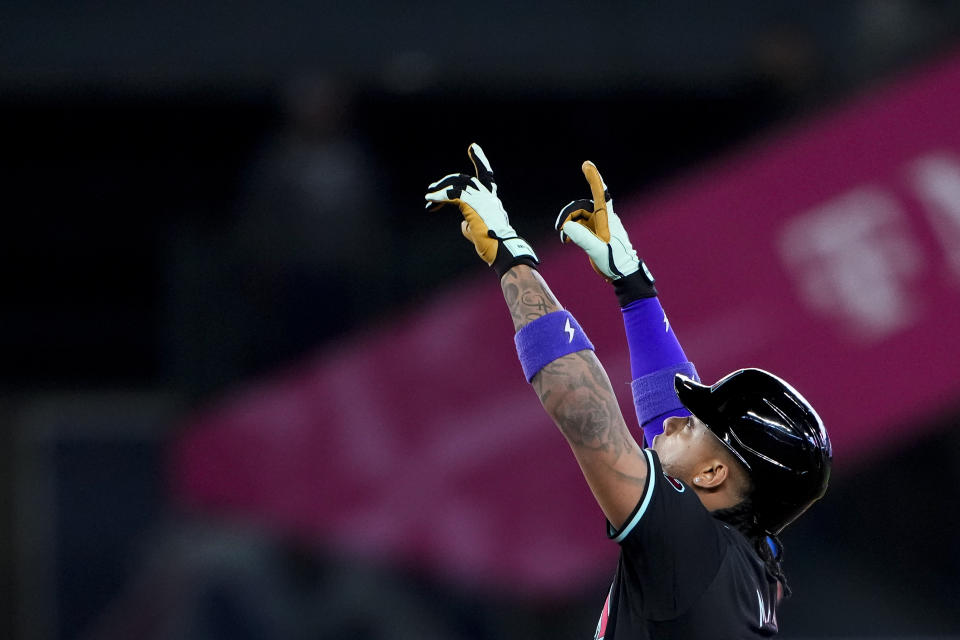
left=712, top=499, right=792, bottom=598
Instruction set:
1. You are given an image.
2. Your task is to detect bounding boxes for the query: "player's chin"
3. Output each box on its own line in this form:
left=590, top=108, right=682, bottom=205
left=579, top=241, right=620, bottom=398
left=650, top=434, right=660, bottom=451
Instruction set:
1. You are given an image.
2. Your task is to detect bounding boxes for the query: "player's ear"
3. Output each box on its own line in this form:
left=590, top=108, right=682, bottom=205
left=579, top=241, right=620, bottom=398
left=691, top=460, right=728, bottom=489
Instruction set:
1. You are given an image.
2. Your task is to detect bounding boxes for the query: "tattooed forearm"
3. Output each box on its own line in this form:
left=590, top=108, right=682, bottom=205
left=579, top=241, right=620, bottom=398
left=503, top=280, right=522, bottom=327
left=500, top=266, right=560, bottom=331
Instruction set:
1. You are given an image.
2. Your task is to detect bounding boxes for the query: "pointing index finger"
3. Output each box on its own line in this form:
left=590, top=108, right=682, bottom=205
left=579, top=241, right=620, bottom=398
left=582, top=161, right=611, bottom=242
left=581, top=161, right=608, bottom=204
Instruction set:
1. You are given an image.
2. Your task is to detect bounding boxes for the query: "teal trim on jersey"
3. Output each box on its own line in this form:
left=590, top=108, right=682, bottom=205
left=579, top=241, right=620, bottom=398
left=610, top=448, right=656, bottom=543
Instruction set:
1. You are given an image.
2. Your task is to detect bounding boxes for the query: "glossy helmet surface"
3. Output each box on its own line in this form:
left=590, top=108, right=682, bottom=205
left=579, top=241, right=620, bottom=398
left=674, top=368, right=832, bottom=535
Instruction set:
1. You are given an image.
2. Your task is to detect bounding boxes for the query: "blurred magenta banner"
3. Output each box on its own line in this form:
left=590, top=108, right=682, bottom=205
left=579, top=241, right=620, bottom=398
left=173, top=51, right=960, bottom=596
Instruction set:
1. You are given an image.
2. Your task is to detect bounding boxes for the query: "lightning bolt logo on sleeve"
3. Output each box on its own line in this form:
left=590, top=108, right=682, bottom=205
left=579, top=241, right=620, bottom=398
left=564, top=318, right=575, bottom=343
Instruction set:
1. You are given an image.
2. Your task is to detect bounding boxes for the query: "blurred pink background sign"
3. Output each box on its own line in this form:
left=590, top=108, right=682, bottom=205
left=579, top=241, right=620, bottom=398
left=173, top=52, right=960, bottom=596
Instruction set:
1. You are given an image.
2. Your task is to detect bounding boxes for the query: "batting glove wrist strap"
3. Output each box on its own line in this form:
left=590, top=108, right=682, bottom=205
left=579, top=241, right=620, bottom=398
left=493, top=239, right=539, bottom=279
left=613, top=268, right=658, bottom=307
left=514, top=310, right=595, bottom=382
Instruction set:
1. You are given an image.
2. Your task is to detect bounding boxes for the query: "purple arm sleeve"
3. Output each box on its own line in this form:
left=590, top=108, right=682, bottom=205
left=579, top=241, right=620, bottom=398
left=621, top=297, right=700, bottom=445
left=622, top=297, right=687, bottom=379
left=631, top=362, right=699, bottom=445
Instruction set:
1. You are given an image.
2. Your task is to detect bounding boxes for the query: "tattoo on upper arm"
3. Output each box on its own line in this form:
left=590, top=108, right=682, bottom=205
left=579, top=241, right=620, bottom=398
left=535, top=351, right=633, bottom=460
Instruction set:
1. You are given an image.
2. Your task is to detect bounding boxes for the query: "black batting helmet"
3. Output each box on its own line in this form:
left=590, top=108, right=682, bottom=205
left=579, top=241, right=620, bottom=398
left=674, top=368, right=832, bottom=535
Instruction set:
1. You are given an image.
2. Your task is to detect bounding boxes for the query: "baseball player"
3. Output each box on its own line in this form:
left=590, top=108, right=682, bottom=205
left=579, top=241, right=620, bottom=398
left=425, top=144, right=832, bottom=639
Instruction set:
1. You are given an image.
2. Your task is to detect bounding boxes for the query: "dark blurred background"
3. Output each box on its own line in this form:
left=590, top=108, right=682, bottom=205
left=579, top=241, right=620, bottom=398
left=4, top=1, right=960, bottom=639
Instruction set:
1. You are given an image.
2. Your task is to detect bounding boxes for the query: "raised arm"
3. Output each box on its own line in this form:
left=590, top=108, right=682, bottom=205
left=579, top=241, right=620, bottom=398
left=556, top=161, right=697, bottom=445
left=425, top=144, right=648, bottom=529
left=501, top=266, right=647, bottom=527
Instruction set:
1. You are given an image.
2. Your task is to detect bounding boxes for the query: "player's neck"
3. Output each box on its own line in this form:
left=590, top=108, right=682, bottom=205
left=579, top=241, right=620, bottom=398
left=697, top=487, right=741, bottom=514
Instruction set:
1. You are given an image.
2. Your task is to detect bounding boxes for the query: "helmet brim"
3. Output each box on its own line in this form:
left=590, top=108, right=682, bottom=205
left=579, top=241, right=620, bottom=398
left=674, top=373, right=752, bottom=470
left=674, top=374, right=712, bottom=419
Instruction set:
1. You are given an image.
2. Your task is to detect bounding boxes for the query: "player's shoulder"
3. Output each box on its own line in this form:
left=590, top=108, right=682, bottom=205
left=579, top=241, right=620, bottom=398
left=610, top=448, right=715, bottom=542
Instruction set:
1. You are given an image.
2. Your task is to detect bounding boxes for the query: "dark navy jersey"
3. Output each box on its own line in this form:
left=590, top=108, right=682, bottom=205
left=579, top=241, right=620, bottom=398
left=594, top=449, right=780, bottom=639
